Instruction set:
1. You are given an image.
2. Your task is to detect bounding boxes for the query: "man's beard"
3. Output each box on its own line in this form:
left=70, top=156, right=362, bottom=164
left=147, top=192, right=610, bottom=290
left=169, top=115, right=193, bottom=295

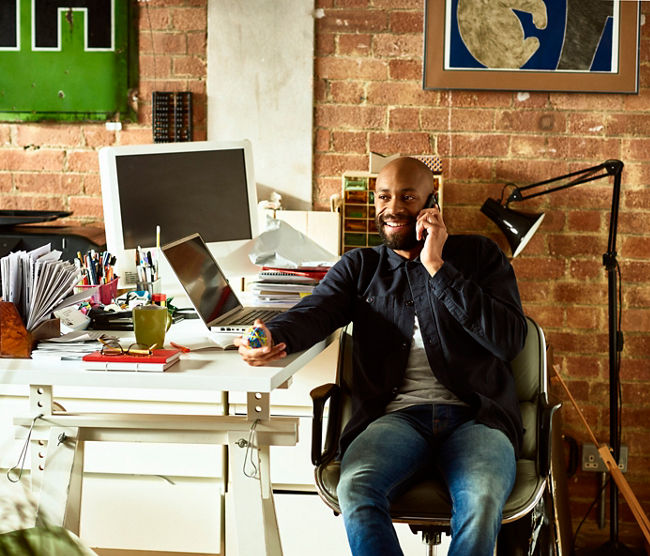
left=376, top=216, right=421, bottom=251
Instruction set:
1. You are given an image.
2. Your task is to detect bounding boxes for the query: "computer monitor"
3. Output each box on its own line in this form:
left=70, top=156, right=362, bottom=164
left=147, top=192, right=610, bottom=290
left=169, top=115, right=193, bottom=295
left=99, top=140, right=259, bottom=289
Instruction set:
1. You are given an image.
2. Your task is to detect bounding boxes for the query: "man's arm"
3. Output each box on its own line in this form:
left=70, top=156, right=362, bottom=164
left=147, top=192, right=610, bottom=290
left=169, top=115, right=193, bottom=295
left=431, top=236, right=527, bottom=362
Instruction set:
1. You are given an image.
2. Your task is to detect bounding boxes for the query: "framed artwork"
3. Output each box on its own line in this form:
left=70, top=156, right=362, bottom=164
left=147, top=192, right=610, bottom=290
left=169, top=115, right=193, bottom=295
left=0, top=0, right=137, bottom=121
left=423, top=0, right=640, bottom=93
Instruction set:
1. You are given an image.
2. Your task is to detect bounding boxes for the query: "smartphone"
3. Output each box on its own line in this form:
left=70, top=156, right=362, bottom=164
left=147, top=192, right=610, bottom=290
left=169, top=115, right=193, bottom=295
left=420, top=193, right=438, bottom=240
left=424, top=192, right=439, bottom=210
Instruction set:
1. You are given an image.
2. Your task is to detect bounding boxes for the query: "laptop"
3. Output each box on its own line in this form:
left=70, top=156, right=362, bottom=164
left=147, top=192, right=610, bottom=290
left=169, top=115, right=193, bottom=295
left=162, top=233, right=285, bottom=334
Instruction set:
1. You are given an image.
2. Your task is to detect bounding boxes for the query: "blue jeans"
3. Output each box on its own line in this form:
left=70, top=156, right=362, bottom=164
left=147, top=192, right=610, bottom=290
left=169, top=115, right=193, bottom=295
left=337, top=404, right=516, bottom=556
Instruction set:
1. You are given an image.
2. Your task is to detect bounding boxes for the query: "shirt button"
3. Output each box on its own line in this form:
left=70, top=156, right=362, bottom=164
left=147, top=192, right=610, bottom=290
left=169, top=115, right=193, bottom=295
left=391, top=387, right=398, bottom=394
left=401, top=342, right=408, bottom=350
left=366, top=296, right=375, bottom=303
left=406, top=300, right=414, bottom=306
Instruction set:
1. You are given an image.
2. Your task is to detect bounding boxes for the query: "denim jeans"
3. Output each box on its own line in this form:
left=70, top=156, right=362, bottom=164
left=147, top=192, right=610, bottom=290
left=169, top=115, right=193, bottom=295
left=337, top=404, right=516, bottom=556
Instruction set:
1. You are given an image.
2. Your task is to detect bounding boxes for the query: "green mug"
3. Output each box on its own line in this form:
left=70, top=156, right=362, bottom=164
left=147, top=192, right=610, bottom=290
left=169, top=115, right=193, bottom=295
left=133, top=305, right=172, bottom=349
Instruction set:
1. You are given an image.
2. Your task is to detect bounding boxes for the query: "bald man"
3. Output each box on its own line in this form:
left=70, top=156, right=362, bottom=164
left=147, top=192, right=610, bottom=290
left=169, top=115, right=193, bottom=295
left=236, top=157, right=527, bottom=556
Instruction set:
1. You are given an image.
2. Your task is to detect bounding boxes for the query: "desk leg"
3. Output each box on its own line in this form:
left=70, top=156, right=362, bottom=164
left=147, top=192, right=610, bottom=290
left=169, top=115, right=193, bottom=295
left=227, top=430, right=282, bottom=556
left=29, top=385, right=53, bottom=495
left=37, top=426, right=83, bottom=536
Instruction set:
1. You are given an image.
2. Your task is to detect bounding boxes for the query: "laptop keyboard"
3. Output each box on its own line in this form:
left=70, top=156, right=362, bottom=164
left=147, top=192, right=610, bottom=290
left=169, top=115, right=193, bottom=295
left=232, top=308, right=281, bottom=325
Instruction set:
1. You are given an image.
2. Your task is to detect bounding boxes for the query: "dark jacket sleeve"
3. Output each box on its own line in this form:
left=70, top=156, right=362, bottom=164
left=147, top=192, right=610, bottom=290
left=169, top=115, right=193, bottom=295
left=266, top=254, right=358, bottom=353
left=430, top=235, right=527, bottom=361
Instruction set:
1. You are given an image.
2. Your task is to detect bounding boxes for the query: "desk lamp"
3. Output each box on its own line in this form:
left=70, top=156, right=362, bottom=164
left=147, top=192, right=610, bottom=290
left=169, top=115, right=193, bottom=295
left=481, top=159, right=630, bottom=555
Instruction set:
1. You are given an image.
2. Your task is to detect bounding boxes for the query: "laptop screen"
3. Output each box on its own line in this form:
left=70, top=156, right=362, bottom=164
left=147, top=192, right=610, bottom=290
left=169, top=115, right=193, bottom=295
left=162, top=234, right=241, bottom=325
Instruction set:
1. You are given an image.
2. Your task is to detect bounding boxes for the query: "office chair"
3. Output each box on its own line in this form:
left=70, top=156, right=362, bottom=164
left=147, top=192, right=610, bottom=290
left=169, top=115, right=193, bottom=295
left=310, top=316, right=561, bottom=555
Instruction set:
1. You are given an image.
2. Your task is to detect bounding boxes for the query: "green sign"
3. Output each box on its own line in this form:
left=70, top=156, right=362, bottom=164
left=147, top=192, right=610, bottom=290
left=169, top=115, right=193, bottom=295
left=0, top=0, right=137, bottom=121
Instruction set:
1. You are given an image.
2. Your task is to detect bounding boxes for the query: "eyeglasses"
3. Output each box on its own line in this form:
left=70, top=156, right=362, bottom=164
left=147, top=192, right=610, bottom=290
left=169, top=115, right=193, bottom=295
left=98, top=337, right=158, bottom=357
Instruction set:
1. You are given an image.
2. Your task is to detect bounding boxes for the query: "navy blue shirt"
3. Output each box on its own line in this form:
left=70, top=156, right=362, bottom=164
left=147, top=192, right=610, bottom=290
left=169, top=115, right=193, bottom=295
left=267, top=234, right=527, bottom=457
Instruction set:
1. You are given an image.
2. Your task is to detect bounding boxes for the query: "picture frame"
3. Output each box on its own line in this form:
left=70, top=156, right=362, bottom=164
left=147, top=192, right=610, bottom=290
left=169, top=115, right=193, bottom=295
left=423, top=0, right=640, bottom=94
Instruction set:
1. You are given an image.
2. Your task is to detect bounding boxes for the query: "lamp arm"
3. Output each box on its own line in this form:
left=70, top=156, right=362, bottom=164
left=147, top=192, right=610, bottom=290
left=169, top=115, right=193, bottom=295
left=507, top=159, right=623, bottom=205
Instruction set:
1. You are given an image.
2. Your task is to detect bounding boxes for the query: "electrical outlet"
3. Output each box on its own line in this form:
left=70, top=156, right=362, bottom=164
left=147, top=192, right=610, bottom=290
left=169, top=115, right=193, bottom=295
left=581, top=444, right=628, bottom=473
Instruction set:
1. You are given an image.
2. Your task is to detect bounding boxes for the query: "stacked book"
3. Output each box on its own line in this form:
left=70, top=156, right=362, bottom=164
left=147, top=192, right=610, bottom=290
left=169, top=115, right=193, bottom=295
left=248, top=268, right=327, bottom=306
left=82, top=348, right=181, bottom=372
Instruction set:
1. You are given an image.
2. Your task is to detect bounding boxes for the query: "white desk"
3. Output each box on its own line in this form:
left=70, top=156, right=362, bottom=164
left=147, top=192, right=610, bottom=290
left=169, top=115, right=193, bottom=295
left=0, top=320, right=335, bottom=556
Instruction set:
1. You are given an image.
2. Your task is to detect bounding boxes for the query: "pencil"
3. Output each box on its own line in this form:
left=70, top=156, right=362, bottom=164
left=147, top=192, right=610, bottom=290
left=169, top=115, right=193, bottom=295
left=156, top=225, right=160, bottom=279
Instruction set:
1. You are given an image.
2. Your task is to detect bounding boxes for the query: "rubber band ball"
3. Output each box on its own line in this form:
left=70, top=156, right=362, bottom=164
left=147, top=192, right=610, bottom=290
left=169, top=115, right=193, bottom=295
left=245, top=326, right=268, bottom=349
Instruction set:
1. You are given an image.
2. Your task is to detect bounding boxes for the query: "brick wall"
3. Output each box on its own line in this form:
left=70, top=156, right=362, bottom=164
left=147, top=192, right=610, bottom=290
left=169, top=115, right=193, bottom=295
left=314, top=0, right=650, bottom=550
left=1, top=0, right=649, bottom=550
left=0, top=0, right=207, bottom=226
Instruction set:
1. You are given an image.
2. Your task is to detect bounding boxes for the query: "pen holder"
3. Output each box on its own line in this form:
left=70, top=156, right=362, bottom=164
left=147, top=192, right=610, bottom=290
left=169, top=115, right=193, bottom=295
left=75, top=277, right=119, bottom=306
left=136, top=279, right=161, bottom=297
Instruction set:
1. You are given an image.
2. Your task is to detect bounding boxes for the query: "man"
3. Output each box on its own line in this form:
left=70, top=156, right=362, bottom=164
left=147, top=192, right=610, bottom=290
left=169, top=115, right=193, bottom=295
left=236, top=157, right=527, bottom=556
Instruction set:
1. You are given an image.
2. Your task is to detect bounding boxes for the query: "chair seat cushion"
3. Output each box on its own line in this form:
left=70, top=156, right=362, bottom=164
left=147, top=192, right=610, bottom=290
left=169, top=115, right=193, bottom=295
left=315, top=459, right=545, bottom=524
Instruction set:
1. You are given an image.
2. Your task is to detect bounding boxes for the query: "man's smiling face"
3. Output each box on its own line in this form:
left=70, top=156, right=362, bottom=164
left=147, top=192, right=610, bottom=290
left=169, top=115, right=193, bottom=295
left=374, top=158, right=434, bottom=257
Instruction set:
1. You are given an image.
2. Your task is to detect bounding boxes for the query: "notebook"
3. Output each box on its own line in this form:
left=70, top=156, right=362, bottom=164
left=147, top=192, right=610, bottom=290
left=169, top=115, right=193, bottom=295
left=162, top=233, right=285, bottom=334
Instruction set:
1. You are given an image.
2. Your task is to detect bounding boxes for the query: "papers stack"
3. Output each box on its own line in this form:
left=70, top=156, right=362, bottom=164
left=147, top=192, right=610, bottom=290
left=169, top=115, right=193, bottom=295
left=248, top=267, right=327, bottom=306
left=0, top=244, right=85, bottom=331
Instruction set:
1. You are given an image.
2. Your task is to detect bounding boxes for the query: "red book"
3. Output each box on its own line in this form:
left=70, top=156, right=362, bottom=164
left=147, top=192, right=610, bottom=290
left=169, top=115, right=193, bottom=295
left=82, top=348, right=181, bottom=372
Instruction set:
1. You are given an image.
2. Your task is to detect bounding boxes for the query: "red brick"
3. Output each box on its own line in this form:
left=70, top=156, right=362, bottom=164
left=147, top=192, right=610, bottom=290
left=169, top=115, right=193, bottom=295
left=373, top=34, right=422, bottom=58
left=620, top=236, right=650, bottom=259
left=317, top=56, right=387, bottom=80
left=373, top=0, right=421, bottom=7
left=315, top=129, right=331, bottom=152
left=567, top=113, right=607, bottom=135
left=625, top=286, right=650, bottom=308
left=366, top=81, right=435, bottom=106
left=450, top=109, right=494, bottom=132
left=173, top=55, right=206, bottom=77
left=139, top=55, right=172, bottom=79
left=553, top=282, right=608, bottom=305
left=316, top=32, right=336, bottom=57
left=606, top=113, right=650, bottom=136
left=83, top=126, right=119, bottom=149
left=316, top=104, right=386, bottom=129
left=0, top=124, right=10, bottom=145
left=186, top=31, right=206, bottom=55
left=330, top=81, right=366, bottom=104
left=15, top=124, right=81, bottom=148
left=138, top=6, right=172, bottom=31
left=620, top=261, right=650, bottom=283
left=368, top=132, right=432, bottom=155
left=567, top=137, right=621, bottom=161
left=3, top=149, right=65, bottom=172
left=548, top=234, right=607, bottom=258
left=444, top=134, right=509, bottom=158
left=314, top=177, right=341, bottom=210
left=510, top=257, right=565, bottom=280
left=569, top=260, right=602, bottom=281
left=566, top=306, right=603, bottom=330
left=510, top=135, right=569, bottom=159
left=549, top=330, right=607, bottom=355
left=118, top=128, right=154, bottom=145
left=623, top=138, right=650, bottom=162
left=314, top=153, right=367, bottom=177
left=562, top=355, right=604, bottom=379
left=337, top=33, right=371, bottom=56
left=66, top=151, right=99, bottom=173
left=172, top=7, right=206, bottom=32
left=567, top=210, right=602, bottom=232
left=420, top=108, right=450, bottom=130
left=495, top=159, right=570, bottom=186
left=68, top=196, right=104, bottom=219
left=14, top=173, right=67, bottom=195
left=389, top=107, right=419, bottom=131
left=443, top=90, right=513, bottom=109
left=550, top=92, right=624, bottom=111
left=0, top=173, right=11, bottom=192
left=389, top=59, right=421, bottom=81
left=149, top=32, right=187, bottom=55
left=389, top=11, right=422, bottom=34
left=497, top=110, right=567, bottom=133
left=622, top=309, right=650, bottom=333
left=331, top=131, right=367, bottom=153
left=316, top=9, right=388, bottom=33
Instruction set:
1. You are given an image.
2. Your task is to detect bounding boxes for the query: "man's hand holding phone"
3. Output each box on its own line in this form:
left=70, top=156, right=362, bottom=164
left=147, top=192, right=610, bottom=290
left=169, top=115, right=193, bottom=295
left=416, top=193, right=447, bottom=276
left=234, top=319, right=287, bottom=366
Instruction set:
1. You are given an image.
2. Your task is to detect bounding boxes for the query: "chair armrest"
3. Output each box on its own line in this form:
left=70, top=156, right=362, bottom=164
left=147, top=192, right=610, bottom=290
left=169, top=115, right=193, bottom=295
left=310, top=383, right=340, bottom=466
left=538, top=394, right=562, bottom=477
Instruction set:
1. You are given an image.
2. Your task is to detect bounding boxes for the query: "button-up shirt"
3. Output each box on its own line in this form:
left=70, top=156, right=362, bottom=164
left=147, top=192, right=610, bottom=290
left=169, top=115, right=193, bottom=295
left=267, top=234, right=528, bottom=457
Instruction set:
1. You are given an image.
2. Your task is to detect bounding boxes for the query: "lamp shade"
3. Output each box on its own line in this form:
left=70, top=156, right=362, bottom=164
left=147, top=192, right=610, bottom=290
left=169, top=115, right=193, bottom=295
left=480, top=198, right=545, bottom=258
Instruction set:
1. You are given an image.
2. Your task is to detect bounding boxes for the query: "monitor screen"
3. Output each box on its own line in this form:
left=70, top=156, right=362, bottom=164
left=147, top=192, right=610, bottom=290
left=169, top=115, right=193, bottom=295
left=99, top=140, right=258, bottom=288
